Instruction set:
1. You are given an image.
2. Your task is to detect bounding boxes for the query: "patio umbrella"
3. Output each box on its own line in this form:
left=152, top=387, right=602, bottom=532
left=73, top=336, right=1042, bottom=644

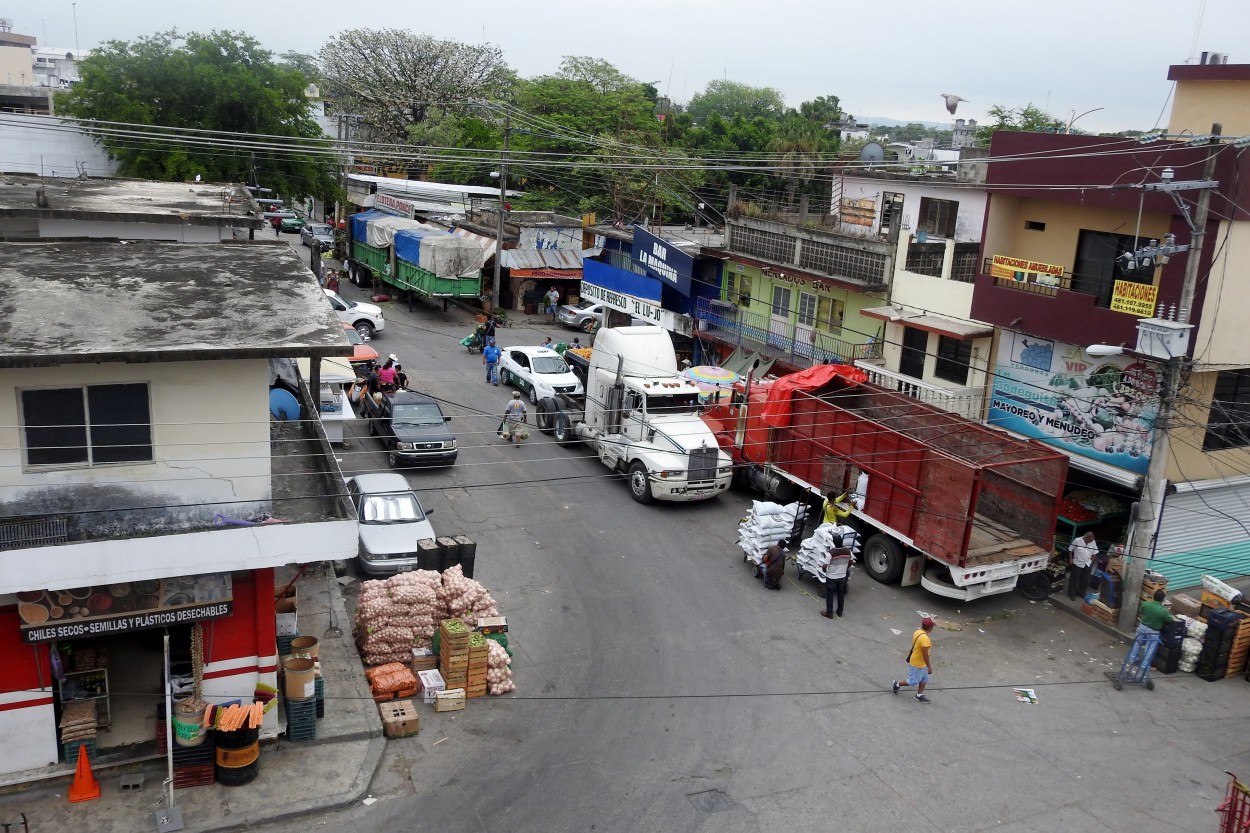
left=682, top=365, right=740, bottom=388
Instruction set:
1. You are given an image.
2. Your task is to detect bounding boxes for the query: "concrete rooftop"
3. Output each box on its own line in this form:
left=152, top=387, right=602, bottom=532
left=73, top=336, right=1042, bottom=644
left=0, top=174, right=264, bottom=228
left=0, top=240, right=354, bottom=368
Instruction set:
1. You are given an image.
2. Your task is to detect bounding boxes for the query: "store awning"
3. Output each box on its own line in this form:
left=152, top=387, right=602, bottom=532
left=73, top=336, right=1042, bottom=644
left=510, top=268, right=582, bottom=280
left=860, top=306, right=992, bottom=340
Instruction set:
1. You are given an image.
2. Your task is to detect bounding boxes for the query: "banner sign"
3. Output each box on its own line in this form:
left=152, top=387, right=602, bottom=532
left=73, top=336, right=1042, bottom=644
left=19, top=574, right=233, bottom=643
left=375, top=193, right=417, bottom=219
left=990, top=254, right=1065, bottom=287
left=632, top=226, right=694, bottom=296
left=581, top=280, right=663, bottom=324
left=1109, top=280, right=1159, bottom=317
left=987, top=331, right=1159, bottom=475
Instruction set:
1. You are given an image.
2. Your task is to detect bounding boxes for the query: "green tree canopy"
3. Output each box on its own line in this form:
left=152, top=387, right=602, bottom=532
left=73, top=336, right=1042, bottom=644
left=687, top=79, right=786, bottom=123
left=61, top=30, right=337, bottom=200
left=976, top=103, right=1063, bottom=142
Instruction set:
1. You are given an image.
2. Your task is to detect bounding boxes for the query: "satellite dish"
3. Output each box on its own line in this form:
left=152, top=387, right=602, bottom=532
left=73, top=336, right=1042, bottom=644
left=859, top=142, right=885, bottom=164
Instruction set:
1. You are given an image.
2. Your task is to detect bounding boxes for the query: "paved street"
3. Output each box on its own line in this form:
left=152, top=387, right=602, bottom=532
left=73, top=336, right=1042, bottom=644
left=259, top=255, right=1250, bottom=832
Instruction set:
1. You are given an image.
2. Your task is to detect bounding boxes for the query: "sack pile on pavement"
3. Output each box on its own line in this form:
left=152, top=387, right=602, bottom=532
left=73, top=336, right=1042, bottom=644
left=1177, top=619, right=1206, bottom=673
left=355, top=566, right=500, bottom=666
left=486, top=639, right=516, bottom=695
left=795, top=522, right=860, bottom=581
left=737, top=500, right=801, bottom=567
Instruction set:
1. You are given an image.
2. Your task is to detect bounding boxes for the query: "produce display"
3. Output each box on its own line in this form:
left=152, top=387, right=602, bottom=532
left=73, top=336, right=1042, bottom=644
left=566, top=347, right=593, bottom=361
left=355, top=566, right=515, bottom=695
left=365, top=662, right=418, bottom=701
left=1058, top=497, right=1098, bottom=523
left=1063, top=489, right=1127, bottom=518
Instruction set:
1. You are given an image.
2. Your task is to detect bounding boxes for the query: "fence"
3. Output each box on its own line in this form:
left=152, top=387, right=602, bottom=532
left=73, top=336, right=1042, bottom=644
left=697, top=297, right=882, bottom=369
left=854, top=361, right=984, bottom=421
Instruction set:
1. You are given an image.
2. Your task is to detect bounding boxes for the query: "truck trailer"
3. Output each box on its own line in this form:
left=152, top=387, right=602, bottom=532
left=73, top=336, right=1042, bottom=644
left=535, top=327, right=733, bottom=503
left=704, top=365, right=1068, bottom=600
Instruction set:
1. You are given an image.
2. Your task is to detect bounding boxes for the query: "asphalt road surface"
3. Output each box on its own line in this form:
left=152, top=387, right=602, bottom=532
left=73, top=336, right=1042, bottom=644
left=255, top=271, right=1250, bottom=833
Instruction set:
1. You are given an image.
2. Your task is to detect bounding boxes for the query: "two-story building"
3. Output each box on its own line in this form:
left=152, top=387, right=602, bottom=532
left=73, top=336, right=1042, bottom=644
left=0, top=241, right=356, bottom=776
left=968, top=58, right=1250, bottom=595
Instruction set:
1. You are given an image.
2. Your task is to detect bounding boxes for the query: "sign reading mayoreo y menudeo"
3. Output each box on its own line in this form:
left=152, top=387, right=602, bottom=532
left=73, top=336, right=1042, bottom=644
left=17, top=574, right=233, bottom=644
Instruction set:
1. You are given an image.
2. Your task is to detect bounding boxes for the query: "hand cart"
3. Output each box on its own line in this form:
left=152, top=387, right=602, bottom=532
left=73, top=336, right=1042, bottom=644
left=1112, top=628, right=1158, bottom=690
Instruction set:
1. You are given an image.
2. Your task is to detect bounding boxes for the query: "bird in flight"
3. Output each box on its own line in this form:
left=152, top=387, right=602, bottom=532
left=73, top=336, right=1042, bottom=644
left=940, top=94, right=967, bottom=115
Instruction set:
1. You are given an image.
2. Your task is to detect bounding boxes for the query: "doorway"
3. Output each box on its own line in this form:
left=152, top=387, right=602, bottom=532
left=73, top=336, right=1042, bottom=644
left=899, top=326, right=928, bottom=379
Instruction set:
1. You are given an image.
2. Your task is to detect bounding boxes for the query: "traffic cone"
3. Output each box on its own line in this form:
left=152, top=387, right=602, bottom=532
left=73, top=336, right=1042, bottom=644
left=68, top=745, right=100, bottom=803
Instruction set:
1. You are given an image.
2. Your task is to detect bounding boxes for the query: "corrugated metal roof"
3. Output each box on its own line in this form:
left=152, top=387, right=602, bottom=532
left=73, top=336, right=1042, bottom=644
left=1153, top=479, right=1250, bottom=590
left=502, top=249, right=585, bottom=270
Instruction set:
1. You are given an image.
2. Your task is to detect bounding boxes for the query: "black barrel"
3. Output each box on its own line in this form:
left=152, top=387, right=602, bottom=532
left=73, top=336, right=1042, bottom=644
left=215, top=725, right=261, bottom=787
left=454, top=535, right=477, bottom=559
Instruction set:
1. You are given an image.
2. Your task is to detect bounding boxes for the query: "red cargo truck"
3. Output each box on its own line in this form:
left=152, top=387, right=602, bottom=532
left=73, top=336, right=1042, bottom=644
left=704, top=365, right=1068, bottom=601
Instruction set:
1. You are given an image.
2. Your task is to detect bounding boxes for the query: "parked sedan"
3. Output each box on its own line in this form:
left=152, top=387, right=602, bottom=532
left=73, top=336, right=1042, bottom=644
left=557, top=299, right=605, bottom=333
left=346, top=473, right=437, bottom=577
left=279, top=216, right=306, bottom=233
left=499, top=346, right=583, bottom=405
left=300, top=222, right=336, bottom=248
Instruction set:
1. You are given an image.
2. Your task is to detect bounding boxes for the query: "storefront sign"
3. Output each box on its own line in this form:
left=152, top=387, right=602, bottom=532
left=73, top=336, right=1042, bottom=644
left=1109, top=280, right=1159, bottom=317
left=632, top=226, right=694, bottom=296
left=581, top=281, right=663, bottom=324
left=375, top=193, right=417, bottom=219
left=987, top=331, right=1159, bottom=475
left=990, top=254, right=1065, bottom=287
left=18, top=574, right=234, bottom=644
left=762, top=267, right=833, bottom=292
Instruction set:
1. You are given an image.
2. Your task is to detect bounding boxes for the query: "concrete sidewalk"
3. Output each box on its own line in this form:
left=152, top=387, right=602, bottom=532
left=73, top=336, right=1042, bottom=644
left=0, top=569, right=384, bottom=833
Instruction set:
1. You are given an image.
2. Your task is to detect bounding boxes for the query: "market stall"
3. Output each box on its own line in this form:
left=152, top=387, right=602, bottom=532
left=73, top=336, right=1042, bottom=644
left=296, top=357, right=359, bottom=446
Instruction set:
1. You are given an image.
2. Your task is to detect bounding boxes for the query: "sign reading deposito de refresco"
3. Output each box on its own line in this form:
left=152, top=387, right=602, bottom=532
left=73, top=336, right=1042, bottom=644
left=17, top=574, right=233, bottom=644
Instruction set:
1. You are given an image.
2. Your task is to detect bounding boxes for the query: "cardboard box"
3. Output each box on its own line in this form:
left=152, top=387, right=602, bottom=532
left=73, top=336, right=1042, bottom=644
left=411, top=648, right=438, bottom=673
left=417, top=669, right=445, bottom=705
left=275, top=595, right=299, bottom=637
left=1169, top=593, right=1202, bottom=618
left=476, top=616, right=508, bottom=635
left=1202, top=591, right=1232, bottom=611
left=434, top=689, right=466, bottom=712
left=380, top=699, right=420, bottom=738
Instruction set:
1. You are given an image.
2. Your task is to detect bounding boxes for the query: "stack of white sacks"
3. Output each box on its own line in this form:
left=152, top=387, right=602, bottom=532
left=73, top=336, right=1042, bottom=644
left=1178, top=617, right=1206, bottom=673
left=738, top=500, right=801, bottom=569
left=795, top=523, right=861, bottom=582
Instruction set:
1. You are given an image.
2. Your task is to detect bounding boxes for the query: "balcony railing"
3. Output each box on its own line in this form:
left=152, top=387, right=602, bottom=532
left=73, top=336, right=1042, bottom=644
left=697, top=297, right=882, bottom=369
left=853, top=360, right=985, bottom=421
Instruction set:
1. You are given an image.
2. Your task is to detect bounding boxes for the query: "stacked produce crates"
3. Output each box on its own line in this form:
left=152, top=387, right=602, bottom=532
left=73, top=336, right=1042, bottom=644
left=156, top=705, right=215, bottom=788
left=439, top=619, right=469, bottom=694
left=1197, top=608, right=1243, bottom=682
left=1225, top=611, right=1250, bottom=678
left=284, top=693, right=317, bottom=742
left=467, top=632, right=489, bottom=699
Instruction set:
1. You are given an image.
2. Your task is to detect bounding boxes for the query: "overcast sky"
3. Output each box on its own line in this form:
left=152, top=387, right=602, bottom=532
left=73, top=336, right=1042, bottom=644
left=23, top=0, right=1247, bottom=133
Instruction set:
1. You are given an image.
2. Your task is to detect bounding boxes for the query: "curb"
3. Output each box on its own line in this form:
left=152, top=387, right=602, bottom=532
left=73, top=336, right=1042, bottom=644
left=1046, top=596, right=1130, bottom=642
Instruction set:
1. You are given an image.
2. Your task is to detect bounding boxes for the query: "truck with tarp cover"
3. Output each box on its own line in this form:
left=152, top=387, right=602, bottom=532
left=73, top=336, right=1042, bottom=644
left=345, top=210, right=488, bottom=299
left=703, top=365, right=1069, bottom=601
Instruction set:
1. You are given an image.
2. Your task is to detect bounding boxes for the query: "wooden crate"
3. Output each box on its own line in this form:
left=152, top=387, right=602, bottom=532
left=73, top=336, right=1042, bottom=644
left=466, top=683, right=487, bottom=699
left=434, top=689, right=466, bottom=712
left=1082, top=602, right=1119, bottom=627
left=1202, top=591, right=1233, bottom=611
left=439, top=619, right=470, bottom=650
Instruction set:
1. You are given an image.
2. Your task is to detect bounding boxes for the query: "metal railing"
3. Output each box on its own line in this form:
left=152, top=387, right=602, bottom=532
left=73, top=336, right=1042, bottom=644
left=853, top=361, right=984, bottom=421
left=697, top=297, right=882, bottom=369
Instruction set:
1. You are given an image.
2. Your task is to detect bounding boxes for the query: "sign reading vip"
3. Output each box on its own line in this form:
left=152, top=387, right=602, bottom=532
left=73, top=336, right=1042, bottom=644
left=632, top=226, right=693, bottom=296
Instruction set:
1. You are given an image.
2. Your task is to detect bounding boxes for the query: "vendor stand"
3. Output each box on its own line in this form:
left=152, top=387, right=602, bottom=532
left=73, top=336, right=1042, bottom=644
left=296, top=357, right=359, bottom=446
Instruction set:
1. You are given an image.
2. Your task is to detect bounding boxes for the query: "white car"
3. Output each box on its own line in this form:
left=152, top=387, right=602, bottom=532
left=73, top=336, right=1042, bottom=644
left=324, top=289, right=385, bottom=339
left=499, top=346, right=584, bottom=405
left=557, top=300, right=605, bottom=333
left=346, top=473, right=436, bottom=577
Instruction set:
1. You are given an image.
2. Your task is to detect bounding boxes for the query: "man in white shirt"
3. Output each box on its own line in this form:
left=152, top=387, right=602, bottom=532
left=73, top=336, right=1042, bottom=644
left=1068, top=531, right=1098, bottom=601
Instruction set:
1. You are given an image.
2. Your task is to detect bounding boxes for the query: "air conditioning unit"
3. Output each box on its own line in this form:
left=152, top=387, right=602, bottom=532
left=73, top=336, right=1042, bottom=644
left=1206, top=52, right=1229, bottom=65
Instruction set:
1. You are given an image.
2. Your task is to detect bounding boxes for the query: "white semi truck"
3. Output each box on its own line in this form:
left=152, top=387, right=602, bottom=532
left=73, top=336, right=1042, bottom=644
left=535, top=326, right=733, bottom=504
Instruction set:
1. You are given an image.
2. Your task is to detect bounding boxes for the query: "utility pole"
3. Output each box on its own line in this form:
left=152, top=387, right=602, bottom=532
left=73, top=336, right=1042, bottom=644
left=1117, top=123, right=1221, bottom=632
left=491, top=112, right=510, bottom=311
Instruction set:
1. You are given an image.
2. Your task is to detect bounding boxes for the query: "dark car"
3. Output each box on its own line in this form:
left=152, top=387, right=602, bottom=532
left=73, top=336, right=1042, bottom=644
left=362, top=390, right=458, bottom=468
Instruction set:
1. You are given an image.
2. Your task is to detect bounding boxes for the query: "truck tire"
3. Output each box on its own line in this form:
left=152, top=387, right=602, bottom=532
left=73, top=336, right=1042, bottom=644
left=1018, top=571, right=1053, bottom=601
left=354, top=321, right=375, bottom=340
left=536, top=400, right=554, bottom=434
left=862, top=534, right=905, bottom=584
left=553, top=410, right=574, bottom=446
left=627, top=461, right=654, bottom=504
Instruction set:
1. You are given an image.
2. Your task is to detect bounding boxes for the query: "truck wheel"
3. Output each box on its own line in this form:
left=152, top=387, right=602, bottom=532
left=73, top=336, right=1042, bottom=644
left=536, top=401, right=554, bottom=434
left=355, top=321, right=375, bottom=340
left=1018, top=571, right=1053, bottom=602
left=862, top=534, right=905, bottom=584
left=627, top=462, right=654, bottom=504
left=553, top=411, right=574, bottom=446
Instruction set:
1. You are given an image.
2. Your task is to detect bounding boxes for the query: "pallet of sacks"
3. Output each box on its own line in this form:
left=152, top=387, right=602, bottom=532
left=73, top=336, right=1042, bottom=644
left=738, top=501, right=802, bottom=570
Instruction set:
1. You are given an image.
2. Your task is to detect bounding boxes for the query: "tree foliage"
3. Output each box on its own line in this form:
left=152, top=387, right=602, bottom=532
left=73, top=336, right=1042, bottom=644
left=60, top=30, right=337, bottom=200
left=318, top=30, right=513, bottom=145
left=975, top=103, right=1062, bottom=142
left=687, top=79, right=787, bottom=123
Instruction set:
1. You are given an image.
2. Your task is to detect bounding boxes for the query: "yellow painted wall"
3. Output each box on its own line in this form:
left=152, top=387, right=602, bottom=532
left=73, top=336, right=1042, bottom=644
left=1169, top=80, right=1250, bottom=136
left=1166, top=369, right=1250, bottom=483
left=1192, top=220, right=1250, bottom=367
left=0, top=45, right=30, bottom=86
left=986, top=199, right=1172, bottom=275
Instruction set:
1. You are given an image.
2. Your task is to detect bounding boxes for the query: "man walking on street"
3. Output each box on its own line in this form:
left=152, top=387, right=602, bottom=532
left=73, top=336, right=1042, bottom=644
left=893, top=617, right=935, bottom=703
left=483, top=338, right=502, bottom=385
left=502, top=391, right=527, bottom=446
left=819, top=534, right=853, bottom=619
left=1068, top=531, right=1098, bottom=601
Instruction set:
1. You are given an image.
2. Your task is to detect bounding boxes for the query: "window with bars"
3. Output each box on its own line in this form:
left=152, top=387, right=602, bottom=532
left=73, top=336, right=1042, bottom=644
left=933, top=336, right=973, bottom=385
left=799, top=239, right=888, bottom=284
left=918, top=197, right=959, bottom=238
left=1203, top=369, right=1250, bottom=451
left=21, top=383, right=153, bottom=467
left=731, top=226, right=794, bottom=264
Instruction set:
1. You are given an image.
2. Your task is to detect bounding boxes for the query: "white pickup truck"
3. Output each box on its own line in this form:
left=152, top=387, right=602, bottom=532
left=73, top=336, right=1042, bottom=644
left=535, top=326, right=732, bottom=503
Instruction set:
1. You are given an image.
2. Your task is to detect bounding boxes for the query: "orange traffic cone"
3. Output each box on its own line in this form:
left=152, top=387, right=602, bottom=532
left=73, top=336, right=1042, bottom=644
left=68, top=745, right=100, bottom=803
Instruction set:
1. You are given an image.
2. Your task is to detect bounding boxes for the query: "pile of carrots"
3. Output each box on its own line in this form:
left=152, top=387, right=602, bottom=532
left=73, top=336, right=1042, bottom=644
left=210, top=701, right=265, bottom=731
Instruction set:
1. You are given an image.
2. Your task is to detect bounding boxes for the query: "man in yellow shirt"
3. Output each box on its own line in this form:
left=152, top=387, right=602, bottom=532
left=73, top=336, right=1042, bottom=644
left=893, top=617, right=935, bottom=703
